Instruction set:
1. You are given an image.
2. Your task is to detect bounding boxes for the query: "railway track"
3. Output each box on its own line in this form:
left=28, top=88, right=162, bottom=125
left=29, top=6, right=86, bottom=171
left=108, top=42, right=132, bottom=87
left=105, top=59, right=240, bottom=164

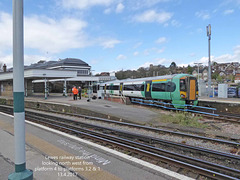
left=0, top=105, right=239, bottom=146
left=0, top=105, right=240, bottom=179
left=131, top=98, right=240, bottom=124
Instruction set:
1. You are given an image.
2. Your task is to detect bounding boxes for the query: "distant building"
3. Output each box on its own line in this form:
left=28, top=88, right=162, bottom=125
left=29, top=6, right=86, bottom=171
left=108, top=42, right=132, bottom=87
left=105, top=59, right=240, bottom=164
left=7, top=58, right=91, bottom=76
left=212, top=62, right=239, bottom=76
left=192, top=68, right=208, bottom=82
left=235, top=72, right=240, bottom=83
left=0, top=58, right=99, bottom=96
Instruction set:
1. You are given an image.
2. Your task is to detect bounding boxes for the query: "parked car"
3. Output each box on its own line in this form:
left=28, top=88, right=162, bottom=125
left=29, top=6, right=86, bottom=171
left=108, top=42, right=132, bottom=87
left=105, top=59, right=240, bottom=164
left=228, top=87, right=237, bottom=98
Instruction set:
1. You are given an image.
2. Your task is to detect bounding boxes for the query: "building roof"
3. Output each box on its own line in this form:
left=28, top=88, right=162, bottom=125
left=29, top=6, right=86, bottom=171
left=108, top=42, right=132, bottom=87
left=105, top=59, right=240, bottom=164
left=7, top=58, right=90, bottom=72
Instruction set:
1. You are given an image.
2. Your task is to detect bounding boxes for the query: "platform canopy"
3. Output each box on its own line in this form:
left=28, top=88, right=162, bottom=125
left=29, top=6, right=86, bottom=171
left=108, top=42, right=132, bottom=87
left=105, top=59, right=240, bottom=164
left=32, top=76, right=99, bottom=83
left=0, top=69, right=77, bottom=81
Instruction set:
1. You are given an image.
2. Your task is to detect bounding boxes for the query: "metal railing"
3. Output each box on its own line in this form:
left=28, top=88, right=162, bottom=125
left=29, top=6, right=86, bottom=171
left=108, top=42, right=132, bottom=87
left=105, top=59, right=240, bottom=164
left=131, top=98, right=218, bottom=117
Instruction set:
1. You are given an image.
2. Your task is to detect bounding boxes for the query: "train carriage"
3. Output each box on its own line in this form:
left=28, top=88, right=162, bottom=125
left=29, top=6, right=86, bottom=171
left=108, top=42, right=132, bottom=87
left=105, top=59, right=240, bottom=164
left=99, top=74, right=198, bottom=108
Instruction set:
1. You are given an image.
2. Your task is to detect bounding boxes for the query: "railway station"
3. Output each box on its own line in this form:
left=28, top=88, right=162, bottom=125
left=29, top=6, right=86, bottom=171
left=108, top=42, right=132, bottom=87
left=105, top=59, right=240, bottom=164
left=0, top=93, right=240, bottom=179
left=1, top=1, right=240, bottom=180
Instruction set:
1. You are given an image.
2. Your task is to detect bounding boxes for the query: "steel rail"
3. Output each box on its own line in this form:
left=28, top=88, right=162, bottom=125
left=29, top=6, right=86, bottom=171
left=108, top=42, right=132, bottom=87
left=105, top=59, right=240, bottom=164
left=0, top=105, right=239, bottom=147
left=25, top=112, right=240, bottom=162
left=26, top=114, right=240, bottom=180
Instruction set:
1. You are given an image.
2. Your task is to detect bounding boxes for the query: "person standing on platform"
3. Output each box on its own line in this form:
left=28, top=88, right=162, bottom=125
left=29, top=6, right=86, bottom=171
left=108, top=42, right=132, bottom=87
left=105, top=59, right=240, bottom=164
left=78, top=86, right=82, bottom=99
left=72, top=86, right=78, bottom=100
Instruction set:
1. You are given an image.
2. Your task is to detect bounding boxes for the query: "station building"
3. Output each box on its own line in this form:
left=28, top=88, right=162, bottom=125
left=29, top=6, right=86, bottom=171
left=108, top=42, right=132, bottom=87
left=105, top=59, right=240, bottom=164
left=0, top=58, right=114, bottom=97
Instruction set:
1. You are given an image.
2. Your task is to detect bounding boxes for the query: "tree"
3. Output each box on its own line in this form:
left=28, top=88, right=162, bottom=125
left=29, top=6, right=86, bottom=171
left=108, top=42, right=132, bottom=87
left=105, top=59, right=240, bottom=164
left=169, top=62, right=177, bottom=74
left=216, top=75, right=224, bottom=83
left=169, top=62, right=177, bottom=69
left=187, top=65, right=193, bottom=74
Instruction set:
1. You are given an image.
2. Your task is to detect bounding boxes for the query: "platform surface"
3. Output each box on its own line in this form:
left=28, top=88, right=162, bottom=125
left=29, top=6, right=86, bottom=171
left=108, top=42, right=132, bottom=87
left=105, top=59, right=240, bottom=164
left=0, top=112, right=192, bottom=180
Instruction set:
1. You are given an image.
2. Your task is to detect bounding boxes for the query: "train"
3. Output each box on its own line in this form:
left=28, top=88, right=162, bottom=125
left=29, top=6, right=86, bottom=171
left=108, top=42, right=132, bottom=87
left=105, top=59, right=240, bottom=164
left=98, top=74, right=198, bottom=108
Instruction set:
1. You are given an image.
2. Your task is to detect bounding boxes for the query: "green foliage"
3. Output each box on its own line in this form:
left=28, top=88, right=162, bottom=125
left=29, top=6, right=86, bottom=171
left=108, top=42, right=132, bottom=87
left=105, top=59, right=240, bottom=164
left=216, top=74, right=224, bottom=83
left=212, top=72, right=218, bottom=80
left=161, top=111, right=206, bottom=128
left=187, top=65, right=193, bottom=74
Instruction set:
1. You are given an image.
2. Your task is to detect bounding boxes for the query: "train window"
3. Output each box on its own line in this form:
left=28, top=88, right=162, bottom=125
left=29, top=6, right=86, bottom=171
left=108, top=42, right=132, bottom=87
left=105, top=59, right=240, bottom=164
left=134, top=84, right=144, bottom=91
left=123, top=84, right=143, bottom=91
left=166, top=82, right=176, bottom=92
left=112, top=85, right=119, bottom=90
left=106, top=86, right=110, bottom=90
left=124, top=85, right=133, bottom=91
left=152, top=83, right=166, bottom=92
left=180, top=79, right=186, bottom=91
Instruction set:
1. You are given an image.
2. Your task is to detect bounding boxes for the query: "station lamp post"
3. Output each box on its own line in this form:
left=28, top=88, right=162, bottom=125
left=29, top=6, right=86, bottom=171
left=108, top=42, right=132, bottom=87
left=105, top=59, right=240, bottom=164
left=206, top=24, right=212, bottom=97
left=194, top=63, right=203, bottom=84
left=9, top=0, right=33, bottom=179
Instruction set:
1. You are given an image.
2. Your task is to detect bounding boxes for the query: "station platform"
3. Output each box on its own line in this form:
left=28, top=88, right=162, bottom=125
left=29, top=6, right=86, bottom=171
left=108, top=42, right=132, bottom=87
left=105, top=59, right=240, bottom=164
left=1, top=94, right=161, bottom=126
left=0, top=112, right=192, bottom=180
left=199, top=96, right=240, bottom=104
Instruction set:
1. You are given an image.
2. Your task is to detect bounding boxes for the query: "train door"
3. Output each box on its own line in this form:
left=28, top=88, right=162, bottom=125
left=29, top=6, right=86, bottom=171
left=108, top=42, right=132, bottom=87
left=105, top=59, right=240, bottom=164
left=145, top=81, right=152, bottom=98
left=119, top=83, right=123, bottom=96
left=165, top=81, right=172, bottom=100
left=188, top=78, right=196, bottom=100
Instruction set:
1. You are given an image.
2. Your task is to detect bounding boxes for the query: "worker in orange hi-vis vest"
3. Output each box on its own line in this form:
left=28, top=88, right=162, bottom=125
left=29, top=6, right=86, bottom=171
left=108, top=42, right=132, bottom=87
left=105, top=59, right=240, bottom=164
left=72, top=86, right=78, bottom=100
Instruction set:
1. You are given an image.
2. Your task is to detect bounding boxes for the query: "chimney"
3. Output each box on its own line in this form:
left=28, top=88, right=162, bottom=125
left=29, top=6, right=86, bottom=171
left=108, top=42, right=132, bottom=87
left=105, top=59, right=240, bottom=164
left=3, top=64, right=6, bottom=72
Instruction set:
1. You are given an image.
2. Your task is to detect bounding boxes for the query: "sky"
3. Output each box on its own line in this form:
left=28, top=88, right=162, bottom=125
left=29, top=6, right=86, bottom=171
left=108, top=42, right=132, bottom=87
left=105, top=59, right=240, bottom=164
left=0, top=0, right=240, bottom=74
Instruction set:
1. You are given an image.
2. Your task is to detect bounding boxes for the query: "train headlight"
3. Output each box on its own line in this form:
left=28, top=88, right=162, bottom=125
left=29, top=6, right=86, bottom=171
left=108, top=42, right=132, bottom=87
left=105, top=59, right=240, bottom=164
left=180, top=94, right=185, bottom=98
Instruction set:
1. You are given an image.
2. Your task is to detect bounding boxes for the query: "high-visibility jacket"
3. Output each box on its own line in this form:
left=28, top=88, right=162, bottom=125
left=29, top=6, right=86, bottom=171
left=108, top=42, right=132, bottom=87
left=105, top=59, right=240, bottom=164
left=72, top=88, right=78, bottom=95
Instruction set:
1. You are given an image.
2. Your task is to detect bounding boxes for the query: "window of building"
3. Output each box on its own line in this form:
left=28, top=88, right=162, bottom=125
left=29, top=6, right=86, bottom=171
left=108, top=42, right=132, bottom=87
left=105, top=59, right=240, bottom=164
left=77, top=70, right=89, bottom=75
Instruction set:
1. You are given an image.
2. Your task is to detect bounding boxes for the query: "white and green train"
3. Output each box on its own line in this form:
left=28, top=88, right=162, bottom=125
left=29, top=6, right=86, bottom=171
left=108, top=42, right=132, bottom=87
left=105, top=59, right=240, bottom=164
left=99, top=74, right=198, bottom=108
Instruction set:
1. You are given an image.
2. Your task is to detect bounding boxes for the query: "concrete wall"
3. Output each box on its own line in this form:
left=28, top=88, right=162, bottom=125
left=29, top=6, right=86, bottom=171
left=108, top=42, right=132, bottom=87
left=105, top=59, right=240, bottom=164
left=25, top=79, right=33, bottom=96
left=0, top=97, right=127, bottom=122
left=198, top=100, right=240, bottom=114
left=0, top=81, right=13, bottom=96
left=0, top=79, right=33, bottom=97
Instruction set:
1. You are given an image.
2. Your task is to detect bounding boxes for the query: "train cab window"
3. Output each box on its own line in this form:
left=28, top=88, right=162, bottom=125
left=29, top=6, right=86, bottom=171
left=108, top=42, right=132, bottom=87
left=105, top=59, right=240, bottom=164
left=180, top=79, right=186, bottom=91
left=196, top=82, right=199, bottom=91
left=152, top=83, right=166, bottom=92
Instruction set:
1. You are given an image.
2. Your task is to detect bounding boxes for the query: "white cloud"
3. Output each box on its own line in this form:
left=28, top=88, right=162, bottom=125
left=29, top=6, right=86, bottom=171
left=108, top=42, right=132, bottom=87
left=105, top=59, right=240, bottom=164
left=133, top=42, right=142, bottom=49
left=61, top=0, right=114, bottom=10
left=155, top=58, right=170, bottom=64
left=116, top=54, right=127, bottom=60
left=133, top=51, right=139, bottom=56
left=0, top=54, right=53, bottom=68
left=171, top=19, right=181, bottom=27
left=139, top=61, right=154, bottom=68
left=104, top=8, right=112, bottom=14
left=195, top=11, right=210, bottom=20
left=0, top=12, right=90, bottom=54
left=100, top=39, right=121, bottom=48
left=116, top=3, right=124, bottom=13
left=133, top=10, right=173, bottom=24
left=155, top=37, right=167, bottom=44
left=189, top=45, right=240, bottom=66
left=24, top=16, right=89, bottom=53
left=223, top=9, right=234, bottom=15
left=0, top=12, right=12, bottom=51
left=129, top=0, right=170, bottom=10
left=143, top=47, right=165, bottom=55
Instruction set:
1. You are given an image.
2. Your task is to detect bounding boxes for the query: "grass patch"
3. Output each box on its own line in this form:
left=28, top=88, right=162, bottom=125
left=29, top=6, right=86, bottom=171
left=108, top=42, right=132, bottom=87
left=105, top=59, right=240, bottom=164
left=160, top=111, right=207, bottom=128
